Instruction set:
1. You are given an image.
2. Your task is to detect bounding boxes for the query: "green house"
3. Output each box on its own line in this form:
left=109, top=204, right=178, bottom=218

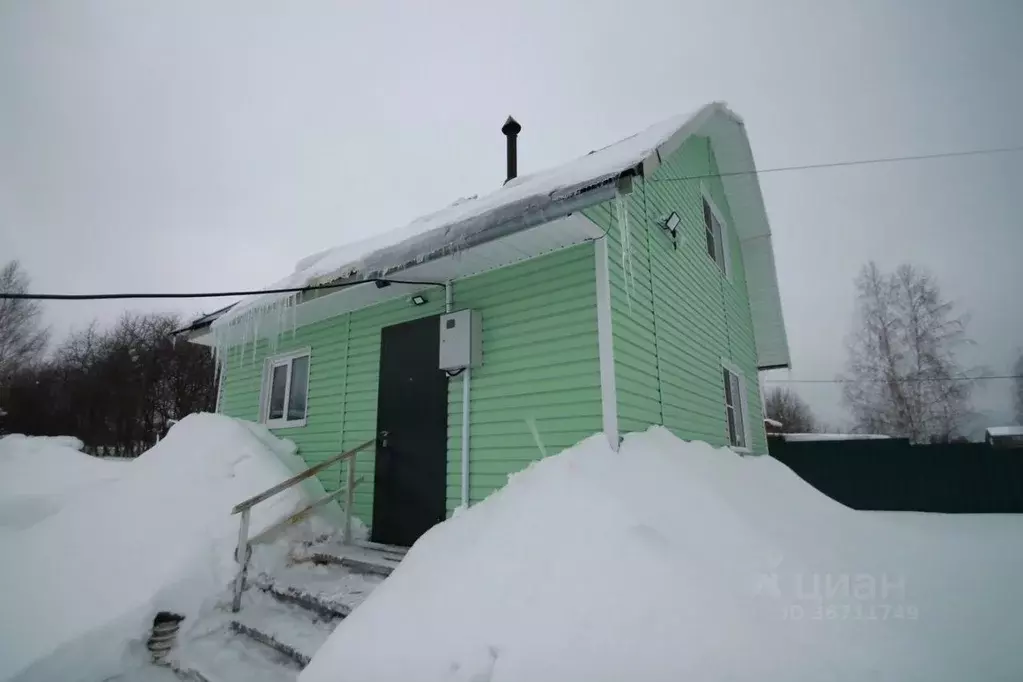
left=179, top=102, right=790, bottom=547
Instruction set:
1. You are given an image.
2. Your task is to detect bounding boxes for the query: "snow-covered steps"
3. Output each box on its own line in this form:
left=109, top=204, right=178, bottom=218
left=258, top=558, right=386, bottom=613
left=167, top=619, right=302, bottom=682
left=163, top=541, right=403, bottom=679
left=229, top=591, right=339, bottom=668
left=253, top=576, right=351, bottom=621
left=305, top=543, right=405, bottom=577
left=221, top=557, right=386, bottom=669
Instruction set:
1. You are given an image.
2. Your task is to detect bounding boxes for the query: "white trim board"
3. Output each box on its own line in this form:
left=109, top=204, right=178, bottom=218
left=594, top=236, right=620, bottom=452
left=700, top=182, right=732, bottom=281
left=720, top=357, right=752, bottom=453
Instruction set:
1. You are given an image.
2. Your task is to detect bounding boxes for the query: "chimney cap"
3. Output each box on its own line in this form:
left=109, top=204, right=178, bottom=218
left=501, top=116, right=521, bottom=136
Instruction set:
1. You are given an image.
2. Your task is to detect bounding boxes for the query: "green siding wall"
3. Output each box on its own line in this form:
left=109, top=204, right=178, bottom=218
left=583, top=135, right=768, bottom=453
left=218, top=243, right=601, bottom=526
left=447, top=243, right=602, bottom=504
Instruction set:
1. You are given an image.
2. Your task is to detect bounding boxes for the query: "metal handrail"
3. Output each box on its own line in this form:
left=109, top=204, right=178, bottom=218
left=230, top=438, right=375, bottom=612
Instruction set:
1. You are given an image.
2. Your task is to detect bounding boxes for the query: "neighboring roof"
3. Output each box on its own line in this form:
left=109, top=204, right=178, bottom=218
left=782, top=433, right=892, bottom=442
left=987, top=426, right=1023, bottom=438
left=206, top=103, right=790, bottom=368
left=171, top=303, right=236, bottom=337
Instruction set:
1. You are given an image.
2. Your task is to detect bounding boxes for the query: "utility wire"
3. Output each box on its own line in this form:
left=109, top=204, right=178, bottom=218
left=763, top=375, right=1020, bottom=384
left=651, top=144, right=1023, bottom=183
left=0, top=277, right=447, bottom=302
left=4, top=144, right=1023, bottom=302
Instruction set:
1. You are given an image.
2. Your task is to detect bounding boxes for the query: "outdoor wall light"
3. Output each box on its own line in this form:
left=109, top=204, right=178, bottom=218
left=662, top=211, right=681, bottom=249
left=663, top=211, right=681, bottom=234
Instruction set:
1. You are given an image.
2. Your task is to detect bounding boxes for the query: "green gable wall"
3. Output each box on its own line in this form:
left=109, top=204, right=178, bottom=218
left=583, top=135, right=768, bottom=453
left=217, top=243, right=601, bottom=525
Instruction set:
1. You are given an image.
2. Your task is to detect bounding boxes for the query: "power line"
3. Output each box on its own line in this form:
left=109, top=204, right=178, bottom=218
left=5, top=144, right=1023, bottom=303
left=650, top=144, right=1023, bottom=183
left=0, top=277, right=447, bottom=302
left=764, top=375, right=1019, bottom=384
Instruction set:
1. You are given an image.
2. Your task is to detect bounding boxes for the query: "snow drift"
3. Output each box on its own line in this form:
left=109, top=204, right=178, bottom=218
left=0, top=414, right=329, bottom=682
left=302, top=427, right=1023, bottom=682
left=0, top=435, right=125, bottom=532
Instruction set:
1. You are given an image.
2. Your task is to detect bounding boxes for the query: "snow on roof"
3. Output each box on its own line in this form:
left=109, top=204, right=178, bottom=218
left=987, top=426, right=1023, bottom=437
left=212, top=103, right=737, bottom=330
left=301, top=426, right=1023, bottom=681
left=782, top=432, right=892, bottom=442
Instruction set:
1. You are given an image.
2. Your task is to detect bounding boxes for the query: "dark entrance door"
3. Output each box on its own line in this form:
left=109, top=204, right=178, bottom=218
left=371, top=314, right=448, bottom=547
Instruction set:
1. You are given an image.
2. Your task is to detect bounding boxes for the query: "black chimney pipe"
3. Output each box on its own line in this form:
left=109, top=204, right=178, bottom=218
left=501, top=116, right=521, bottom=183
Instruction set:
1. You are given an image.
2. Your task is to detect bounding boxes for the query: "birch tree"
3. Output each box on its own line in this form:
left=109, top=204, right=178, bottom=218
left=0, top=260, right=48, bottom=380
left=841, top=262, right=973, bottom=442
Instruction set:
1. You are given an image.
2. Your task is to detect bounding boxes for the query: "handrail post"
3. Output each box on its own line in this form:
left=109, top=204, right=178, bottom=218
left=231, top=507, right=251, bottom=612
left=343, top=452, right=356, bottom=545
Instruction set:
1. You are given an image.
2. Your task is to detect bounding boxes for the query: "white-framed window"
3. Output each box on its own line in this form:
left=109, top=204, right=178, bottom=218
left=722, top=363, right=750, bottom=450
left=260, top=349, right=311, bottom=428
left=701, top=188, right=730, bottom=277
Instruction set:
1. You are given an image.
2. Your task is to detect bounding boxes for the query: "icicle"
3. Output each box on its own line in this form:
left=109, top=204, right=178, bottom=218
left=291, top=295, right=297, bottom=339
left=615, top=192, right=634, bottom=314
left=251, top=314, right=261, bottom=366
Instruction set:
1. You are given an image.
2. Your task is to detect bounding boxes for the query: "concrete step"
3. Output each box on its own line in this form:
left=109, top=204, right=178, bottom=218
left=353, top=539, right=408, bottom=558
left=252, top=575, right=350, bottom=621
left=306, top=548, right=402, bottom=577
left=166, top=620, right=302, bottom=682
left=229, top=597, right=338, bottom=669
left=254, top=561, right=383, bottom=614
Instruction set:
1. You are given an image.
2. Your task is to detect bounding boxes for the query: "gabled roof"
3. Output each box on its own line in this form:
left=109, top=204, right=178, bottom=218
left=206, top=103, right=790, bottom=368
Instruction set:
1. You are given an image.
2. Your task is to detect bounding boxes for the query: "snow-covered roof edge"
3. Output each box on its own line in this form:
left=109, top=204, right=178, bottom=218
left=987, top=426, right=1023, bottom=437
left=196, top=103, right=789, bottom=370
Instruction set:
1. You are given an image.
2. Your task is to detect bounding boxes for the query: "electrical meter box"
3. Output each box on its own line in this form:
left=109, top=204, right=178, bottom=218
left=439, top=309, right=482, bottom=371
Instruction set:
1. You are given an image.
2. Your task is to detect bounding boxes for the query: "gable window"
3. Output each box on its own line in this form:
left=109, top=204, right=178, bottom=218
left=722, top=366, right=748, bottom=450
left=261, top=350, right=310, bottom=428
left=703, top=195, right=729, bottom=276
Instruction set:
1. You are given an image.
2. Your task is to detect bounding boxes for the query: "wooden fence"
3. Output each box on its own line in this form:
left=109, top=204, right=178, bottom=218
left=768, top=436, right=1023, bottom=513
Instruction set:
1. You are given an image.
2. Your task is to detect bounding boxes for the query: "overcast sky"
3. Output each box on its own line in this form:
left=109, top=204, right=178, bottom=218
left=1, top=0, right=1021, bottom=430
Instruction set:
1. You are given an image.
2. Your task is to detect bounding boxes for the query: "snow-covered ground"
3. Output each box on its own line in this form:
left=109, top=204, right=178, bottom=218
left=0, top=435, right=126, bottom=533
left=0, top=415, right=333, bottom=682
left=782, top=432, right=892, bottom=442
left=302, top=427, right=1023, bottom=682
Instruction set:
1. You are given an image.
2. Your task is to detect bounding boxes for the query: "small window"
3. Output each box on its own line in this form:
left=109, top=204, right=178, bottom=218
left=703, top=196, right=728, bottom=275
left=261, top=351, right=310, bottom=428
left=722, top=367, right=747, bottom=449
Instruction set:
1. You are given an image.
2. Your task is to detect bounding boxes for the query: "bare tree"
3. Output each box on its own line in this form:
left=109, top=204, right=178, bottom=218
left=1013, top=352, right=1023, bottom=425
left=840, top=262, right=974, bottom=442
left=0, top=261, right=48, bottom=380
left=764, top=386, right=817, bottom=433
left=1, top=312, right=215, bottom=451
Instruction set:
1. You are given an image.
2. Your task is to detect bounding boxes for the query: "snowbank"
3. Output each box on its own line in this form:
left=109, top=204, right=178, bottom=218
left=782, top=432, right=892, bottom=442
left=0, top=414, right=328, bottom=682
left=0, top=434, right=125, bottom=531
left=302, top=427, right=1023, bottom=682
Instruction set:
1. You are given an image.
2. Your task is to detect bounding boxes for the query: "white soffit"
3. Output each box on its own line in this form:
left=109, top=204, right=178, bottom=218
left=191, top=213, right=604, bottom=346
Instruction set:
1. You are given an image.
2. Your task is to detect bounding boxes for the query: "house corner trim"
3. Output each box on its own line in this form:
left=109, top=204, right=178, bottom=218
left=594, top=238, right=620, bottom=451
